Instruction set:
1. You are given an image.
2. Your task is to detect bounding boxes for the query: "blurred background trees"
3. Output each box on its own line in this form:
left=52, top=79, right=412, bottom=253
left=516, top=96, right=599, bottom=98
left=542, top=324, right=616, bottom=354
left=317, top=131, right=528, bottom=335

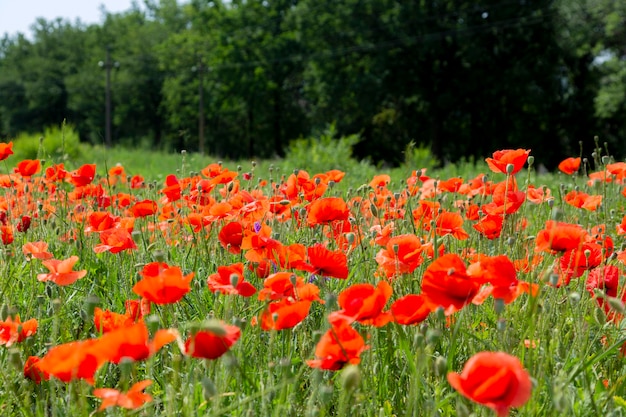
left=0, top=0, right=624, bottom=168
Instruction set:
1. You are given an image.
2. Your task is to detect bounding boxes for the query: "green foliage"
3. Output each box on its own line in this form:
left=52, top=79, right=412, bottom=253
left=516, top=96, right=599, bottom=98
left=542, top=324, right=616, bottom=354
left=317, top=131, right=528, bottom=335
left=284, top=124, right=367, bottom=174
left=403, top=141, right=440, bottom=172
left=12, top=123, right=82, bottom=161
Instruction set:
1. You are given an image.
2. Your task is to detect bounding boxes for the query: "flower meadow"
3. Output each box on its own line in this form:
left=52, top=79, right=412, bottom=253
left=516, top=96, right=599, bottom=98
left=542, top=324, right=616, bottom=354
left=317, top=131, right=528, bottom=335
left=1, top=141, right=626, bottom=416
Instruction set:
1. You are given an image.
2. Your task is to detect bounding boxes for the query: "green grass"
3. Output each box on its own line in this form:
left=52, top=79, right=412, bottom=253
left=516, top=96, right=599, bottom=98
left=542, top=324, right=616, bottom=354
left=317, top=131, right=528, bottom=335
left=0, top=137, right=625, bottom=417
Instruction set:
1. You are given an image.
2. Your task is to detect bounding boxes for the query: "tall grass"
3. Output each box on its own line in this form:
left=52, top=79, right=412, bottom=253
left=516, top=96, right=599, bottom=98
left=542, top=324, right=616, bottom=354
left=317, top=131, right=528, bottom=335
left=0, top=134, right=625, bottom=417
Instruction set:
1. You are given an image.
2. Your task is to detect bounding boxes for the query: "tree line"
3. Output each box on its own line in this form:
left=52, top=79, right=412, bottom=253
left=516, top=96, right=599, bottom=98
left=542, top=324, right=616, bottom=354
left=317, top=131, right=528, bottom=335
left=0, top=0, right=624, bottom=168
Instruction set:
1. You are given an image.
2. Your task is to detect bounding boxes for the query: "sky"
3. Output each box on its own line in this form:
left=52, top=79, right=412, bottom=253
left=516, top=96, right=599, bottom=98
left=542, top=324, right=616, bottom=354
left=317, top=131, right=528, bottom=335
left=0, top=0, right=138, bottom=39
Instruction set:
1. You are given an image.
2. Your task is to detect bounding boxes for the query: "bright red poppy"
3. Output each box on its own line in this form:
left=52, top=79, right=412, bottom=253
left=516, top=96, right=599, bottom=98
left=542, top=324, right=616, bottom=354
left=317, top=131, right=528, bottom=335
left=448, top=351, right=532, bottom=417
left=184, top=321, right=241, bottom=359
left=558, top=157, right=581, bottom=175
left=131, top=199, right=158, bottom=218
left=32, top=339, right=106, bottom=384
left=15, top=159, right=41, bottom=177
left=218, top=221, right=244, bottom=254
left=0, top=315, right=38, bottom=346
left=390, top=294, right=432, bottom=325
left=304, top=244, right=349, bottom=279
left=329, top=281, right=393, bottom=327
left=420, top=253, right=480, bottom=315
left=375, top=234, right=424, bottom=278
left=535, top=221, right=588, bottom=253
left=206, top=263, right=257, bottom=297
left=69, top=164, right=96, bottom=187
left=37, top=256, right=87, bottom=286
left=93, top=380, right=153, bottom=411
left=258, top=299, right=313, bottom=330
left=132, top=262, right=194, bottom=305
left=93, top=322, right=177, bottom=364
left=93, top=227, right=137, bottom=254
left=257, top=272, right=323, bottom=303
left=306, top=197, right=350, bottom=227
left=0, top=142, right=13, bottom=161
left=306, top=319, right=368, bottom=371
left=485, top=149, right=530, bottom=175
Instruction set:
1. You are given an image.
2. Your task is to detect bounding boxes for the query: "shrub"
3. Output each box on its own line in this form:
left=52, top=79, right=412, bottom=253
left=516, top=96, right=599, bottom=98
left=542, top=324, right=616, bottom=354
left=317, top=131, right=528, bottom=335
left=284, top=124, right=370, bottom=175
left=12, top=123, right=82, bottom=162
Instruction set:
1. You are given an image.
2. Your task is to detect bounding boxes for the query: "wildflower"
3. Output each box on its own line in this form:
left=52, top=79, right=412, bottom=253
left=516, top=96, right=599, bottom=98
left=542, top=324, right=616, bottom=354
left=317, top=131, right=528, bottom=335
left=306, top=197, right=350, bottom=227
left=447, top=351, right=532, bottom=417
left=217, top=221, right=243, bottom=254
left=15, top=159, right=41, bottom=177
left=258, top=272, right=323, bottom=303
left=0, top=316, right=38, bottom=346
left=22, top=241, right=53, bottom=260
left=485, top=149, right=530, bottom=175
left=434, top=210, right=469, bottom=240
left=374, top=234, right=424, bottom=278
left=0, top=142, right=13, bottom=161
left=132, top=262, right=193, bottom=305
left=558, top=157, right=581, bottom=175
left=93, top=322, right=177, bottom=364
left=390, top=294, right=432, bottom=325
left=184, top=321, right=241, bottom=359
left=258, top=299, right=312, bottom=330
left=206, top=263, right=257, bottom=297
left=535, top=220, right=587, bottom=253
left=37, top=256, right=87, bottom=286
left=32, top=339, right=105, bottom=384
left=93, top=227, right=137, bottom=254
left=131, top=199, right=158, bottom=218
left=420, top=253, right=480, bottom=315
left=93, top=380, right=153, bottom=411
left=329, top=281, right=393, bottom=327
left=306, top=319, right=368, bottom=371
left=68, top=164, right=96, bottom=187
left=304, top=244, right=349, bottom=279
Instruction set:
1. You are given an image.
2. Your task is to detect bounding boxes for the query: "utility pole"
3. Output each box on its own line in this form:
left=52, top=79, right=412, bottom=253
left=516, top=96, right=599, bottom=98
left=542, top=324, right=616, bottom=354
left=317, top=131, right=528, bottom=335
left=98, top=47, right=119, bottom=148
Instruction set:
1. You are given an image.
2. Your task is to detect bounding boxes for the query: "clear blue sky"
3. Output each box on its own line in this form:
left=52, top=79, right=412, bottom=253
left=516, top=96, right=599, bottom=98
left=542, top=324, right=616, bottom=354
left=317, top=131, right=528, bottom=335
left=0, top=0, right=138, bottom=39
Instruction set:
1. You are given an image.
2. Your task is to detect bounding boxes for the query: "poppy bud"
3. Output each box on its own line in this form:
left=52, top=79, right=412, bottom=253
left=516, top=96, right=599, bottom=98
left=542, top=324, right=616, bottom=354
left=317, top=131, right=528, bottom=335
left=202, top=376, right=218, bottom=400
left=341, top=364, right=361, bottom=392
left=434, top=356, right=447, bottom=377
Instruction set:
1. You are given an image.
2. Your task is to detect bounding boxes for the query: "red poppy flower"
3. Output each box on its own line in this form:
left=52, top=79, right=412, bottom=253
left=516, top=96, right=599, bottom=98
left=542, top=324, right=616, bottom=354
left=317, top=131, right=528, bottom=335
left=93, top=380, right=153, bottom=411
left=304, top=244, right=349, bottom=279
left=1, top=225, right=13, bottom=245
left=69, top=164, right=96, bottom=187
left=435, top=210, right=469, bottom=240
left=420, top=253, right=480, bottom=315
left=0, top=142, right=13, bottom=161
left=93, top=227, right=137, bottom=254
left=15, top=159, right=41, bottom=177
left=218, top=221, right=244, bottom=254
left=306, top=319, right=368, bottom=371
left=564, top=190, right=602, bottom=211
left=133, top=262, right=194, bottom=304
left=37, top=256, right=87, bottom=286
left=161, top=174, right=182, bottom=202
left=32, top=339, right=106, bottom=384
left=306, top=197, right=350, bottom=227
left=85, top=211, right=120, bottom=233
left=93, top=322, right=177, bottom=364
left=94, top=307, right=136, bottom=333
left=390, top=294, right=432, bottom=325
left=586, top=265, right=625, bottom=321
left=374, top=234, right=424, bottom=278
left=447, top=351, right=532, bottom=417
left=0, top=315, right=38, bottom=346
left=206, top=263, right=257, bottom=297
left=558, top=157, right=581, bottom=175
left=535, top=221, right=588, bottom=253
left=24, top=356, right=49, bottom=383
left=473, top=214, right=504, bottom=240
left=22, top=241, right=53, bottom=260
left=485, top=149, right=530, bottom=175
left=258, top=272, right=323, bottom=303
left=329, top=281, right=393, bottom=327
left=184, top=321, right=241, bottom=359
left=131, top=199, right=158, bottom=218
left=258, top=299, right=313, bottom=330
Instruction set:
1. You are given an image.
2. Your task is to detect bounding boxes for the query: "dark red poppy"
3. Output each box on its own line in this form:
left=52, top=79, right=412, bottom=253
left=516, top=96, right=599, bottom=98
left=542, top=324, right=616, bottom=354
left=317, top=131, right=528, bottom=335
left=184, top=322, right=241, bottom=359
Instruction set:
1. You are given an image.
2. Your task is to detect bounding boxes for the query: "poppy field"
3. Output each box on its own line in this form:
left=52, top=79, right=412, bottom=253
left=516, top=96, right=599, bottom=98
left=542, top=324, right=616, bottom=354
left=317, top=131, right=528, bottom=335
left=1, top=141, right=626, bottom=416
